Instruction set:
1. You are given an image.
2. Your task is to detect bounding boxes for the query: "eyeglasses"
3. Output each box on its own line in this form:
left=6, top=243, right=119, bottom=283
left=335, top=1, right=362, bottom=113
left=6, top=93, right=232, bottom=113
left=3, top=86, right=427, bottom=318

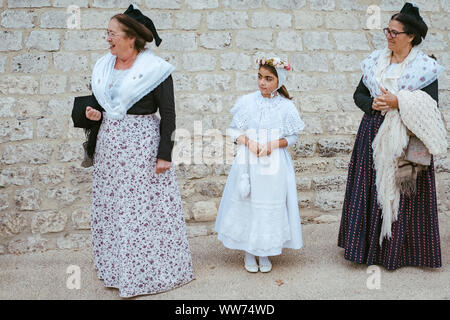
left=383, top=28, right=408, bottom=38
left=106, top=30, right=123, bottom=39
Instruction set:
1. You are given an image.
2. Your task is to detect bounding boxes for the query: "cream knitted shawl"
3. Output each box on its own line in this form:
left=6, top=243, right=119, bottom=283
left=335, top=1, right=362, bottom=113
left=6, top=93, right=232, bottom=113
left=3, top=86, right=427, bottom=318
left=372, top=90, right=447, bottom=245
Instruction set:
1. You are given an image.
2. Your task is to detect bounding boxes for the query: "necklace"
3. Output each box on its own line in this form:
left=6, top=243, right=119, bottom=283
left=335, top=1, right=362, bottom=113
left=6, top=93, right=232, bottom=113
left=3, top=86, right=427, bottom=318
left=108, top=68, right=128, bottom=89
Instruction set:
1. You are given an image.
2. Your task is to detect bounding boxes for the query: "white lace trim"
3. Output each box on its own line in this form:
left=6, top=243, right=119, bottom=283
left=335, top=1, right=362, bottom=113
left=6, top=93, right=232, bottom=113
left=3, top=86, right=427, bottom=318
left=229, top=91, right=305, bottom=137
left=282, top=103, right=305, bottom=136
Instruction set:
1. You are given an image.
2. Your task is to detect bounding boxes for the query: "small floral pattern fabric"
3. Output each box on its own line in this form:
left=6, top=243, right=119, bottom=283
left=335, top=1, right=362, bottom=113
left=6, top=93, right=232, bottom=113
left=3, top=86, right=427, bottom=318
left=91, top=113, right=194, bottom=298
left=361, top=48, right=444, bottom=98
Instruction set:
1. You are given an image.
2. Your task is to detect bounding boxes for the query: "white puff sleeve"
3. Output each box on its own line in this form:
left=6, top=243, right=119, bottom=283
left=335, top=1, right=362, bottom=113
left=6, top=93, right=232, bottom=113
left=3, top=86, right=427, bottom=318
left=227, top=95, right=251, bottom=141
left=282, top=103, right=305, bottom=137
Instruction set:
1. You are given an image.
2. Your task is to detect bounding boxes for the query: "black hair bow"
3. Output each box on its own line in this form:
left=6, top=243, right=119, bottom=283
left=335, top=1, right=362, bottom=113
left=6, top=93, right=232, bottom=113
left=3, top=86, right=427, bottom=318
left=400, top=2, right=425, bottom=24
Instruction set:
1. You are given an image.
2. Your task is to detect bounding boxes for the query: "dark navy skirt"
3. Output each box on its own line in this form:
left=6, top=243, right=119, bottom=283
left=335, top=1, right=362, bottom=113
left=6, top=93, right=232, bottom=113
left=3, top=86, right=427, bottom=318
left=338, top=112, right=442, bottom=270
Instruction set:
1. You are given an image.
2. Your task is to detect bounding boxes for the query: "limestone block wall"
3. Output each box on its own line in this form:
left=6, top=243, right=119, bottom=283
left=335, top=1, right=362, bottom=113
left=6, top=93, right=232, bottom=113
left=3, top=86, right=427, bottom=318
left=0, top=0, right=449, bottom=255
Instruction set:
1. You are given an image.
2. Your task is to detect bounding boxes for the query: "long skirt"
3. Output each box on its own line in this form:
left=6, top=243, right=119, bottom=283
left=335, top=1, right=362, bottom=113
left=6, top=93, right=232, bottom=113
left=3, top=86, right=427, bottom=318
left=338, top=112, right=442, bottom=270
left=91, top=113, right=194, bottom=298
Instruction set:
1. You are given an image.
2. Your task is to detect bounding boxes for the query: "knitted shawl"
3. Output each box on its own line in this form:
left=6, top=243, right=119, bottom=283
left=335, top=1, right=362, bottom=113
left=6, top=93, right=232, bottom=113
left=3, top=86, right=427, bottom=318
left=372, top=90, right=447, bottom=245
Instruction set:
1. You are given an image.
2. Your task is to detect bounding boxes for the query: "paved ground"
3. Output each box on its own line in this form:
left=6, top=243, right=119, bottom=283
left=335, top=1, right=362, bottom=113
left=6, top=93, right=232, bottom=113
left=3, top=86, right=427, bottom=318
left=1, top=218, right=449, bottom=300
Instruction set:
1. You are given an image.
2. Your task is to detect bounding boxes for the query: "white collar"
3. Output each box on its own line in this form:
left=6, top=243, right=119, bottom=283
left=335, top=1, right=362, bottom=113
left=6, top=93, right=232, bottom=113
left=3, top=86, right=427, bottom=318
left=255, top=91, right=283, bottom=111
left=92, top=49, right=175, bottom=120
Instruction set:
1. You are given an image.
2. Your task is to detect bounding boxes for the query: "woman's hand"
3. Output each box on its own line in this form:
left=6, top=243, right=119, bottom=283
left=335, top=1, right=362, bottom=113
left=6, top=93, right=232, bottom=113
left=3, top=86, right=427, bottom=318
left=156, top=159, right=171, bottom=174
left=371, top=99, right=388, bottom=111
left=86, top=106, right=102, bottom=121
left=372, top=87, right=398, bottom=111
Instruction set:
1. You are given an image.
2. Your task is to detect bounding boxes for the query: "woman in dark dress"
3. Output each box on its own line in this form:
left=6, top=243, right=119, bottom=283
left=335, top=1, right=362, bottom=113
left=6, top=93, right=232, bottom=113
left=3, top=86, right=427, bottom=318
left=75, top=5, right=194, bottom=297
left=338, top=3, right=445, bottom=270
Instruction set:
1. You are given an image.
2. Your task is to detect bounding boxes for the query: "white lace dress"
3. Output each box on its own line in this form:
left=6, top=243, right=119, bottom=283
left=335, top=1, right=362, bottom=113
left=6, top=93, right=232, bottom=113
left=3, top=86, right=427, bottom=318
left=215, top=91, right=305, bottom=256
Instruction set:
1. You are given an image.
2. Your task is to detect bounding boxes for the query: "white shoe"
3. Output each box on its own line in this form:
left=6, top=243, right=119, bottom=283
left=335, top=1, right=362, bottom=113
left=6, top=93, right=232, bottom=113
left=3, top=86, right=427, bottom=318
left=244, top=252, right=258, bottom=273
left=258, top=256, right=272, bottom=273
left=245, top=263, right=259, bottom=273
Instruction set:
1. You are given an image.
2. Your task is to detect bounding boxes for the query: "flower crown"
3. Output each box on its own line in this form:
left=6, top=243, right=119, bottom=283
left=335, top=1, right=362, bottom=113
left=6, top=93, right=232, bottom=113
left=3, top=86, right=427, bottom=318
left=258, top=57, right=291, bottom=71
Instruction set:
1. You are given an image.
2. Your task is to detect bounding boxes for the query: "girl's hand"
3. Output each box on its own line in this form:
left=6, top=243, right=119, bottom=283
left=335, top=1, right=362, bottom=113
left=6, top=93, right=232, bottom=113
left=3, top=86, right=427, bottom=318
left=86, top=106, right=102, bottom=121
left=247, top=139, right=260, bottom=155
left=258, top=141, right=277, bottom=157
left=236, top=135, right=260, bottom=155
left=156, top=159, right=171, bottom=174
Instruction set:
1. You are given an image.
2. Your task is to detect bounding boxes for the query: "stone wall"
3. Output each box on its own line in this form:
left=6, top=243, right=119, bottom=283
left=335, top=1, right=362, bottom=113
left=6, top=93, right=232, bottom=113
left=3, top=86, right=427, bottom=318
left=0, top=0, right=449, bottom=255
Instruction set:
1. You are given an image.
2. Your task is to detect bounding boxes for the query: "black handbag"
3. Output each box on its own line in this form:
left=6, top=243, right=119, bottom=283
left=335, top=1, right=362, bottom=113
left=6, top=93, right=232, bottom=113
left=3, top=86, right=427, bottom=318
left=72, top=95, right=99, bottom=168
left=71, top=95, right=98, bottom=128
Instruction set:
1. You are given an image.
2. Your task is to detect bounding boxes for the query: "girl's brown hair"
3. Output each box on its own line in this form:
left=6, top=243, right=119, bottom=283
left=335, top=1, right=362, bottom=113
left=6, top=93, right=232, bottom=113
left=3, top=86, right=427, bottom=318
left=111, top=14, right=154, bottom=52
left=259, top=64, right=293, bottom=100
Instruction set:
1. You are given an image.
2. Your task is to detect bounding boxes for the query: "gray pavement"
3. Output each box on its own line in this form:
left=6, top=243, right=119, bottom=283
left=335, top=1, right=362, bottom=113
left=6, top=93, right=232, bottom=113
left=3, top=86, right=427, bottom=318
left=1, top=219, right=449, bottom=300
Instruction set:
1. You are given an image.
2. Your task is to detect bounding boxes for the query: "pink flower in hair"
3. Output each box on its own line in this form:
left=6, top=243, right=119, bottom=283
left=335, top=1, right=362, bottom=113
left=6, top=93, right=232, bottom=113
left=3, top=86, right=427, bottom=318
left=285, top=64, right=291, bottom=71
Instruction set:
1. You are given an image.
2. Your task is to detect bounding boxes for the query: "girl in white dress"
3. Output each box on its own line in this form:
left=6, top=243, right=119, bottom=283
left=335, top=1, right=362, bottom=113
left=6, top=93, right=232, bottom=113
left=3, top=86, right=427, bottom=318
left=215, top=57, right=305, bottom=273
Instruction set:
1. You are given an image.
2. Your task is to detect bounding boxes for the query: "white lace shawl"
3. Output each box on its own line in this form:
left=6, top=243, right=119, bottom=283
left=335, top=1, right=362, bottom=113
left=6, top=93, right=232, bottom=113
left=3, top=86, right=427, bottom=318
left=228, top=91, right=305, bottom=139
left=91, top=48, right=175, bottom=120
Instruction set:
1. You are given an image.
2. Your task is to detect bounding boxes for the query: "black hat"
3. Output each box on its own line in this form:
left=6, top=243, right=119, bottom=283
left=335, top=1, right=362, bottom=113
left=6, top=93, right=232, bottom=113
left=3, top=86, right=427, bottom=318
left=400, top=2, right=426, bottom=25
left=124, top=4, right=162, bottom=47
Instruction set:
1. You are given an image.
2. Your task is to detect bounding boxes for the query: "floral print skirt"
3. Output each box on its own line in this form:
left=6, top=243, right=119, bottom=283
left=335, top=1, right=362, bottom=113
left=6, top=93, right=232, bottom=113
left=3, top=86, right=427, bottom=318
left=91, top=112, right=194, bottom=298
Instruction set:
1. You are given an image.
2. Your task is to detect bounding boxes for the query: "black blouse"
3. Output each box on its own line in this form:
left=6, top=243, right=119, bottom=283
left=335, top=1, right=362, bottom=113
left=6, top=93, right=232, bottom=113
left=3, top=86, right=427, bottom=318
left=353, top=77, right=439, bottom=115
left=83, top=75, right=176, bottom=162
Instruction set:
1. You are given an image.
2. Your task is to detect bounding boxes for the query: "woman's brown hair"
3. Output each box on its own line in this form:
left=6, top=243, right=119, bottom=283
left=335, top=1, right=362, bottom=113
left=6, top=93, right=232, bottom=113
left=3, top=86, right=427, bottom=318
left=110, top=14, right=154, bottom=52
left=259, top=64, right=293, bottom=100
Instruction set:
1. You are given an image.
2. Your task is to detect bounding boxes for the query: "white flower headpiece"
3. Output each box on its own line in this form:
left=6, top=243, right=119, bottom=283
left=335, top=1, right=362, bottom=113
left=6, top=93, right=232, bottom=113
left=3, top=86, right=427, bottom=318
left=258, top=57, right=291, bottom=97
left=258, top=57, right=291, bottom=71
